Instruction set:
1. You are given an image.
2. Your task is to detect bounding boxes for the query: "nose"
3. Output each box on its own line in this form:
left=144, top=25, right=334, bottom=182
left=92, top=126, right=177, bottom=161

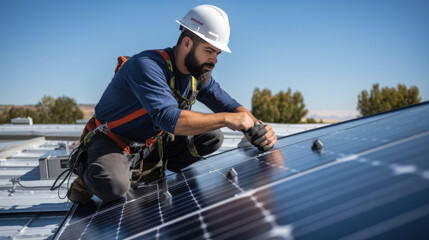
left=212, top=55, right=217, bottom=64
left=210, top=54, right=218, bottom=64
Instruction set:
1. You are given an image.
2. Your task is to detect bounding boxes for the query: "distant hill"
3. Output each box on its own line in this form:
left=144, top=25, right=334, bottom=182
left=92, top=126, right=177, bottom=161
left=78, top=104, right=95, bottom=119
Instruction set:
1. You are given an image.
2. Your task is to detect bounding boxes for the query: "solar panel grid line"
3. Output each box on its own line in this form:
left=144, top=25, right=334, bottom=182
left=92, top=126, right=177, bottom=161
left=162, top=197, right=199, bottom=221
left=179, top=172, right=211, bottom=239
left=155, top=184, right=165, bottom=230
left=56, top=218, right=92, bottom=239
left=222, top=159, right=287, bottom=190
left=119, top=194, right=163, bottom=234
left=285, top=129, right=429, bottom=173
left=158, top=217, right=208, bottom=240
left=209, top=168, right=246, bottom=193
left=364, top=159, right=424, bottom=179
left=254, top=150, right=292, bottom=171
left=66, top=196, right=143, bottom=228
left=240, top=167, right=428, bottom=238
left=122, top=185, right=262, bottom=239
left=204, top=165, right=284, bottom=237
left=201, top=137, right=428, bottom=238
left=116, top=195, right=127, bottom=240
left=78, top=201, right=102, bottom=239
left=64, top=199, right=114, bottom=224
left=92, top=200, right=127, bottom=222
left=368, top=135, right=429, bottom=166
left=80, top=200, right=127, bottom=239
left=335, top=130, right=429, bottom=164
left=250, top=194, right=279, bottom=227
left=198, top=197, right=273, bottom=239
left=338, top=204, right=429, bottom=240
left=193, top=155, right=254, bottom=176
left=123, top=180, right=205, bottom=237
left=164, top=174, right=239, bottom=210
left=122, top=204, right=161, bottom=228
left=122, top=150, right=339, bottom=239
left=256, top=164, right=389, bottom=217
left=198, top=197, right=264, bottom=231
left=188, top=182, right=239, bottom=208
left=126, top=216, right=204, bottom=240
left=287, top=106, right=428, bottom=152
left=290, top=175, right=428, bottom=237
left=159, top=204, right=213, bottom=236
left=222, top=131, right=426, bottom=238
left=262, top=167, right=394, bottom=224
left=273, top=111, right=401, bottom=149
left=166, top=186, right=291, bottom=240
left=160, top=200, right=199, bottom=222
left=294, top=188, right=429, bottom=239
left=164, top=217, right=208, bottom=239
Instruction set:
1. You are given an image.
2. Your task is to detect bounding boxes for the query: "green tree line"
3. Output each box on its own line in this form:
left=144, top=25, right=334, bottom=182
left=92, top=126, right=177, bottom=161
left=0, top=95, right=83, bottom=124
left=357, top=83, right=421, bottom=116
left=250, top=83, right=421, bottom=123
left=251, top=88, right=308, bottom=123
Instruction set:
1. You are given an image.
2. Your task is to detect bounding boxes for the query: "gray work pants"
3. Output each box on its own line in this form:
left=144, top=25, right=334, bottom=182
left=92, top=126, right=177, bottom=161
left=81, top=130, right=223, bottom=202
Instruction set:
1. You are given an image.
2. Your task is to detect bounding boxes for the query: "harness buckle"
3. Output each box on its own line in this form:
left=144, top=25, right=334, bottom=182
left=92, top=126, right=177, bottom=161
left=92, top=123, right=109, bottom=134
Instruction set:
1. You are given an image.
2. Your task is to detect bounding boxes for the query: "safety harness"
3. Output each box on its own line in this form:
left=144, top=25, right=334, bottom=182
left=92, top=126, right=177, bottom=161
left=51, top=49, right=201, bottom=196
left=80, top=49, right=200, bottom=182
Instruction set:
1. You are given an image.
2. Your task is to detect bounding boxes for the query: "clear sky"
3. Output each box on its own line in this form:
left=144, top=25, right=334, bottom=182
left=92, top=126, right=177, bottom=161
left=1, top=0, right=428, bottom=120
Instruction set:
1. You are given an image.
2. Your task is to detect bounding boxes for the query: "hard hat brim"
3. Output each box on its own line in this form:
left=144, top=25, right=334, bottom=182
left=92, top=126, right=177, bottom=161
left=176, top=20, right=231, bottom=53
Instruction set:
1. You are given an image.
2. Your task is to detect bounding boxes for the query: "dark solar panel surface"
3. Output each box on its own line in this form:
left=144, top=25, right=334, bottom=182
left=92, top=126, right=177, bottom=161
left=55, top=102, right=429, bottom=240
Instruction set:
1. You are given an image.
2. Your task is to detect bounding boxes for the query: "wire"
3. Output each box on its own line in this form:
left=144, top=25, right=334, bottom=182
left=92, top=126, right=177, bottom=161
left=51, top=146, right=80, bottom=199
left=16, top=180, right=67, bottom=189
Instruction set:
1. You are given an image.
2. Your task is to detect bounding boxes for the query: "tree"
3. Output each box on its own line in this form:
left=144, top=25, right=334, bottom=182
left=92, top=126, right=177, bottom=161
left=0, top=95, right=83, bottom=124
left=357, top=83, right=421, bottom=116
left=50, top=96, right=84, bottom=124
left=0, top=106, right=39, bottom=124
left=35, top=95, right=55, bottom=123
left=251, top=88, right=308, bottom=123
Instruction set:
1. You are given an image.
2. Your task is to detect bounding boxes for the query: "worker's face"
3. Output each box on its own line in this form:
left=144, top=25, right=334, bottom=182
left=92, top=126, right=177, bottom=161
left=185, top=41, right=221, bottom=84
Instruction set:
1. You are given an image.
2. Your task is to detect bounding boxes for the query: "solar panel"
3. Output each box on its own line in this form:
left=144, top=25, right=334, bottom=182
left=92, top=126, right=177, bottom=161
left=54, top=102, right=429, bottom=239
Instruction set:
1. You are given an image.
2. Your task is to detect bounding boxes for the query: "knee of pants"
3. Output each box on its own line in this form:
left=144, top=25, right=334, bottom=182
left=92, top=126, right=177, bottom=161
left=84, top=134, right=130, bottom=202
left=194, top=129, right=224, bottom=156
left=84, top=160, right=130, bottom=202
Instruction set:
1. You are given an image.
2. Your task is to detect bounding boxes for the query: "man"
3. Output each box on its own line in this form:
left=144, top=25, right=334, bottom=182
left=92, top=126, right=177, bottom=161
left=68, top=4, right=277, bottom=204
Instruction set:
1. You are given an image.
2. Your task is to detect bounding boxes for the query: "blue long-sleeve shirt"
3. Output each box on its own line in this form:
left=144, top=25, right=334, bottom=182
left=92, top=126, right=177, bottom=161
left=95, top=47, right=241, bottom=140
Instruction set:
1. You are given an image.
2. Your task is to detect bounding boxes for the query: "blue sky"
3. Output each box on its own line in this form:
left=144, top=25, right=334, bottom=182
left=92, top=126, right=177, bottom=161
left=1, top=0, right=428, bottom=120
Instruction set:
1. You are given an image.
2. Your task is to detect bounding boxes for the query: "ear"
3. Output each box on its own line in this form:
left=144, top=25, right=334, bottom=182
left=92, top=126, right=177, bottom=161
left=182, top=36, right=193, bottom=53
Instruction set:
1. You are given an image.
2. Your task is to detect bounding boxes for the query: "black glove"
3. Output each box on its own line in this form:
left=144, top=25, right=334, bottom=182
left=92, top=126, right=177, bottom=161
left=245, top=123, right=273, bottom=152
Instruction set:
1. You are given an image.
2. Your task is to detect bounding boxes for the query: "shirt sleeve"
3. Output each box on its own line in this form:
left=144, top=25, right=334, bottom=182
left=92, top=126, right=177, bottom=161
left=123, top=55, right=182, bottom=133
left=197, top=77, right=242, bottom=113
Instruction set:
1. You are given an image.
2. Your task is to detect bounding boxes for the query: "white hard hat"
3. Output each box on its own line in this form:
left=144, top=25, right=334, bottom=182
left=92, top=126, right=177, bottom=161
left=176, top=5, right=231, bottom=53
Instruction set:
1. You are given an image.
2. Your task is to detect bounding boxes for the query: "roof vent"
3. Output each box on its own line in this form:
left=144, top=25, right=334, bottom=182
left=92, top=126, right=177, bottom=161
left=11, top=117, right=33, bottom=125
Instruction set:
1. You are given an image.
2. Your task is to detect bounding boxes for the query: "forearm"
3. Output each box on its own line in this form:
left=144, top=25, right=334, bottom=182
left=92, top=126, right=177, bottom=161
left=174, top=110, right=227, bottom=136
left=174, top=109, right=255, bottom=136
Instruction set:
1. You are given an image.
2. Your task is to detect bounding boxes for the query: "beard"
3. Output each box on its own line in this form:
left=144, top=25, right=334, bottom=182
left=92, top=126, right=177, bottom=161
left=184, top=46, right=215, bottom=84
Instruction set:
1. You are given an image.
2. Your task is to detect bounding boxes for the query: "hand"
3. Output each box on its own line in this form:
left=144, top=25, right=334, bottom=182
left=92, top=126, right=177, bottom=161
left=257, top=123, right=277, bottom=151
left=225, top=112, right=254, bottom=132
left=245, top=121, right=277, bottom=152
